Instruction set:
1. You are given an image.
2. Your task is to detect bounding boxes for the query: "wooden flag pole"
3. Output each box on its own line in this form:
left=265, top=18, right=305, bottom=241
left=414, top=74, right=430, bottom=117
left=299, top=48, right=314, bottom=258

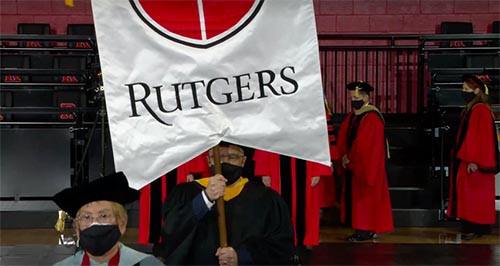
left=212, top=145, right=228, bottom=247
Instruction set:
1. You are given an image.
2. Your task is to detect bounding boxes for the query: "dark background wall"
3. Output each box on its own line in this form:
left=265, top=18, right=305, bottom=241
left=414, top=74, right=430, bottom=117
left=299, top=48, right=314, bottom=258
left=1, top=0, right=499, bottom=35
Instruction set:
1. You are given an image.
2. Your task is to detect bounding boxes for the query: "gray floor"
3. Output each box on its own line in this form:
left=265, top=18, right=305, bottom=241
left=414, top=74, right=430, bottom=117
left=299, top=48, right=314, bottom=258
left=1, top=245, right=75, bottom=266
left=2, top=243, right=500, bottom=265
left=0, top=244, right=153, bottom=266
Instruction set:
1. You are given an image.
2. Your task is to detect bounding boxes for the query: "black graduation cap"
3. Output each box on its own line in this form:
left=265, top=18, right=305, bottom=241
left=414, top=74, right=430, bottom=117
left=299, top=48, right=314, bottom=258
left=346, top=81, right=374, bottom=97
left=53, top=172, right=140, bottom=218
left=463, top=74, right=489, bottom=95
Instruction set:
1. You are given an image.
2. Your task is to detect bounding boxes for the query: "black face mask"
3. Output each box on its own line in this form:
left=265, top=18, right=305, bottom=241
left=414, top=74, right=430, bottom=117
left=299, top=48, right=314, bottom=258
left=79, top=224, right=121, bottom=256
left=462, top=91, right=476, bottom=103
left=351, top=100, right=365, bottom=110
left=210, top=163, right=243, bottom=185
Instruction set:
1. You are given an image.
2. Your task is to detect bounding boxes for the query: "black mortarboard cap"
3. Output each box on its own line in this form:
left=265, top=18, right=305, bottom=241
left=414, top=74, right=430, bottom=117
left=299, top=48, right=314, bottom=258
left=346, top=81, right=374, bottom=93
left=53, top=172, right=140, bottom=218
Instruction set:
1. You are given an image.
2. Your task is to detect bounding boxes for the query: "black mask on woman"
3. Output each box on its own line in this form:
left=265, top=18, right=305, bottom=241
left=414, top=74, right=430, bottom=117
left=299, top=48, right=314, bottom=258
left=351, top=100, right=365, bottom=110
left=462, top=91, right=476, bottom=103
left=210, top=163, right=243, bottom=185
left=79, top=224, right=121, bottom=256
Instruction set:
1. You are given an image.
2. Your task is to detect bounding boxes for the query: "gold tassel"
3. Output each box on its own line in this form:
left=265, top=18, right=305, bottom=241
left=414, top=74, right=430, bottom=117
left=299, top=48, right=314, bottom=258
left=324, top=98, right=332, bottom=115
left=54, top=210, right=66, bottom=233
left=386, top=139, right=391, bottom=159
left=65, top=0, right=74, bottom=7
left=354, top=86, right=360, bottom=98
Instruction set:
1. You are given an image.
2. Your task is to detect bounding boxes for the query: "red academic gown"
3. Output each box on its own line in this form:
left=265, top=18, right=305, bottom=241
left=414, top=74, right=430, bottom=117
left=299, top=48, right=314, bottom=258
left=337, top=108, right=394, bottom=234
left=253, top=149, right=282, bottom=193
left=176, top=151, right=211, bottom=183
left=252, top=113, right=336, bottom=246
left=319, top=114, right=340, bottom=208
left=138, top=152, right=210, bottom=244
left=303, top=160, right=332, bottom=246
left=447, top=103, right=498, bottom=224
left=253, top=151, right=332, bottom=246
left=318, top=175, right=336, bottom=209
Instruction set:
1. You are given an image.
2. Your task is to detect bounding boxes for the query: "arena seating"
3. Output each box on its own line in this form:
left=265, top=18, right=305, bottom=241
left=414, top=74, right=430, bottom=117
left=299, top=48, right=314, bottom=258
left=67, top=24, right=95, bottom=49
left=17, top=23, right=51, bottom=48
left=0, top=24, right=97, bottom=123
left=439, top=22, right=473, bottom=47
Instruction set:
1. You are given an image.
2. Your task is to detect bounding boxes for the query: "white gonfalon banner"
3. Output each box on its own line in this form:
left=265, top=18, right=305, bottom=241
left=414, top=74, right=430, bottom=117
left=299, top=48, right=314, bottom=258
left=91, top=0, right=330, bottom=189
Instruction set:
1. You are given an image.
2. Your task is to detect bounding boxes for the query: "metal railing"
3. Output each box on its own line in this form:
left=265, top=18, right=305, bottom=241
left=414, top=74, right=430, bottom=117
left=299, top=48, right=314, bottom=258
left=0, top=34, right=100, bottom=126
left=319, top=33, right=500, bottom=116
left=2, top=33, right=499, bottom=120
left=318, top=34, right=422, bottom=114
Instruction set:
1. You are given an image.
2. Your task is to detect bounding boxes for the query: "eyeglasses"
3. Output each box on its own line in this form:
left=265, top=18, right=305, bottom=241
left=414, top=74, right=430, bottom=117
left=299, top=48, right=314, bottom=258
left=209, top=154, right=243, bottom=161
left=76, top=211, right=115, bottom=227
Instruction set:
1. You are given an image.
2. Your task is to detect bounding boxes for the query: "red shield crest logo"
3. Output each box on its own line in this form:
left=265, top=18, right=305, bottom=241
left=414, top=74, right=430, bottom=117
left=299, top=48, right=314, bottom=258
left=130, top=0, right=264, bottom=48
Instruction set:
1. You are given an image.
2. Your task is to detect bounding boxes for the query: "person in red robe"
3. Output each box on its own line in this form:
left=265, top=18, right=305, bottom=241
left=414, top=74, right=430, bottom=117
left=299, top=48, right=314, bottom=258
left=337, top=81, right=394, bottom=241
left=252, top=107, right=335, bottom=249
left=180, top=151, right=211, bottom=183
left=319, top=99, right=341, bottom=210
left=138, top=152, right=210, bottom=244
left=253, top=149, right=282, bottom=193
left=253, top=150, right=331, bottom=248
left=447, top=74, right=498, bottom=240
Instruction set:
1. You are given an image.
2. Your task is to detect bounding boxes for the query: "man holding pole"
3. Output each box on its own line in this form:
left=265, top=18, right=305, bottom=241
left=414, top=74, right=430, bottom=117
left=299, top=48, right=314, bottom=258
left=153, top=142, right=295, bottom=265
left=90, top=1, right=328, bottom=263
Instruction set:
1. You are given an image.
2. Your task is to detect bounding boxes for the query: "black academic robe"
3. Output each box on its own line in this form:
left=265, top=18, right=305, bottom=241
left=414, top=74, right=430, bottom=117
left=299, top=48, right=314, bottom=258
left=154, top=180, right=295, bottom=265
left=139, top=153, right=211, bottom=244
